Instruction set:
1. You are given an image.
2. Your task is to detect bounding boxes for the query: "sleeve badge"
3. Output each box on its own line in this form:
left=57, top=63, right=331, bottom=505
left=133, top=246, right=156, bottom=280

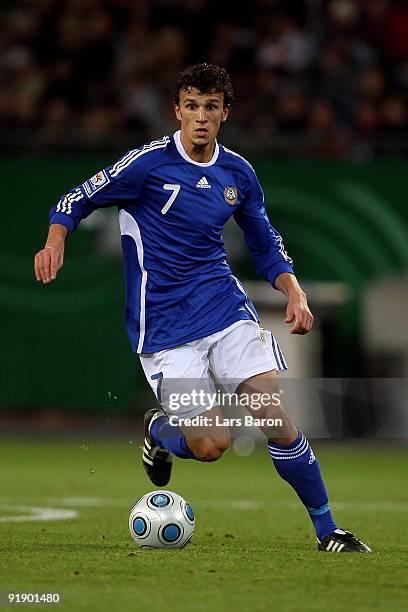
left=83, top=169, right=110, bottom=197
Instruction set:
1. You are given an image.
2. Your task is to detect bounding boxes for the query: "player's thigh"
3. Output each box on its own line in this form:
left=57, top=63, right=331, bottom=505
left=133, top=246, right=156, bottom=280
left=237, top=369, right=280, bottom=407
left=209, top=320, right=287, bottom=390
left=140, top=338, right=229, bottom=441
left=140, top=338, right=230, bottom=459
left=238, top=371, right=297, bottom=440
left=209, top=321, right=296, bottom=441
left=139, top=340, right=210, bottom=419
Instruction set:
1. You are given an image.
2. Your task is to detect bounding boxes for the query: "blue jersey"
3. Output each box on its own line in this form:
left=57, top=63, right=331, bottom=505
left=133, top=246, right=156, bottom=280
left=49, top=131, right=294, bottom=353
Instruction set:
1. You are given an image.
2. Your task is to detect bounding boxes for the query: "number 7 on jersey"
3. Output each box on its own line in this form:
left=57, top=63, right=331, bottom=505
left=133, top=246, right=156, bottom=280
left=161, top=184, right=181, bottom=214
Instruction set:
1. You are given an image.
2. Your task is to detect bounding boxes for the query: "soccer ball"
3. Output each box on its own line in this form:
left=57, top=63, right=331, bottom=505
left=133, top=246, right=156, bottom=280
left=129, top=490, right=195, bottom=549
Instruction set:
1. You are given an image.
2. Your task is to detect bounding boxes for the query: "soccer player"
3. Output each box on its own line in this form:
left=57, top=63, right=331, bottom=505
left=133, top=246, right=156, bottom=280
left=34, top=63, right=370, bottom=553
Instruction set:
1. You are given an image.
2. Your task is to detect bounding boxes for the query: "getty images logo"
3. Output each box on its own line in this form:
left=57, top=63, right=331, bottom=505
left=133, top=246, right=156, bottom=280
left=196, top=176, right=211, bottom=189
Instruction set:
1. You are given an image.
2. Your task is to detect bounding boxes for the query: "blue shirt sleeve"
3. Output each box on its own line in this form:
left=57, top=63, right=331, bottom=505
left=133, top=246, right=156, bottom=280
left=233, top=169, right=294, bottom=288
left=49, top=150, right=146, bottom=233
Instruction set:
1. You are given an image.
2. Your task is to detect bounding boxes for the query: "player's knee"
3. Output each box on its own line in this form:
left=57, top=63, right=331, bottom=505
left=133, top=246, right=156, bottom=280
left=214, top=434, right=230, bottom=456
left=190, top=435, right=229, bottom=462
left=201, top=445, right=222, bottom=462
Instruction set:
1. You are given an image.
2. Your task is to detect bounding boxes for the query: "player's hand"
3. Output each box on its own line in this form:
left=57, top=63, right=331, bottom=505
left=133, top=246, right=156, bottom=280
left=34, top=244, right=64, bottom=284
left=284, top=291, right=314, bottom=335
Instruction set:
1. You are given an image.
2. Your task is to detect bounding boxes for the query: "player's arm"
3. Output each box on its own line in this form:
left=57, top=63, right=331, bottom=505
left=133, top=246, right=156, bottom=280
left=34, top=152, right=145, bottom=284
left=233, top=171, right=313, bottom=335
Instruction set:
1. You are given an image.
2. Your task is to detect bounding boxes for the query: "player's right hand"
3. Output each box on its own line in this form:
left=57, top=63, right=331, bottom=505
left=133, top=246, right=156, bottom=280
left=34, top=244, right=64, bottom=284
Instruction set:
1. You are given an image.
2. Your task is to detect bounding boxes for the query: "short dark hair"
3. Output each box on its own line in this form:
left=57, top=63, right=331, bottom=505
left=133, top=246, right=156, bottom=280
left=174, top=63, right=234, bottom=109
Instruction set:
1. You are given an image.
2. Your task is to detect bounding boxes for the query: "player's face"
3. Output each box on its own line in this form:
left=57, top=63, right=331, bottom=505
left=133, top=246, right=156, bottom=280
left=175, top=88, right=229, bottom=158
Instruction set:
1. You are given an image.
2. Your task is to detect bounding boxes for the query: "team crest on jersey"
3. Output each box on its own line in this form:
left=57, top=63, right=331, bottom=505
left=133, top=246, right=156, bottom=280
left=224, top=186, right=238, bottom=205
left=83, top=169, right=110, bottom=197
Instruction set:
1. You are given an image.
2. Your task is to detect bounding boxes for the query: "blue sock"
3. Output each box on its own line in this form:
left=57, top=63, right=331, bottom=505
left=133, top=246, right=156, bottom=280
left=150, top=415, right=196, bottom=459
left=268, top=431, right=337, bottom=541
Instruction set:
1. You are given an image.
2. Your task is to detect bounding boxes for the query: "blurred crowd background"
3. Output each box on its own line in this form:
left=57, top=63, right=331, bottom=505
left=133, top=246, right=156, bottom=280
left=2, top=0, right=408, bottom=434
left=2, top=0, right=408, bottom=157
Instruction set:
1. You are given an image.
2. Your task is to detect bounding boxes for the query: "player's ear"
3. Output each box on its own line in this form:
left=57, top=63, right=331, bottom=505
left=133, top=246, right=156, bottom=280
left=174, top=104, right=182, bottom=121
left=221, top=107, right=229, bottom=122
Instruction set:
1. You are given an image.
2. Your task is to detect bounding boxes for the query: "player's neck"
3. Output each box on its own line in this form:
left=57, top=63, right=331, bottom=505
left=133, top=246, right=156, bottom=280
left=180, top=132, right=215, bottom=163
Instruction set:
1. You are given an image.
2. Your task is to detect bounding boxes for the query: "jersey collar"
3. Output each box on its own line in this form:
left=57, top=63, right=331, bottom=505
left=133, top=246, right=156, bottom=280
left=173, top=130, right=219, bottom=166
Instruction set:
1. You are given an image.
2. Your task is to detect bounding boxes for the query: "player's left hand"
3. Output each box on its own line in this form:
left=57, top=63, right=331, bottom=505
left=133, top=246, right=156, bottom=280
left=284, top=292, right=314, bottom=335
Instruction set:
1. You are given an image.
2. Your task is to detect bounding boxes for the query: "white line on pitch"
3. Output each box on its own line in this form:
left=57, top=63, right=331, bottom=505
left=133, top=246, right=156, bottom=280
left=47, top=497, right=129, bottom=507
left=0, top=504, right=77, bottom=523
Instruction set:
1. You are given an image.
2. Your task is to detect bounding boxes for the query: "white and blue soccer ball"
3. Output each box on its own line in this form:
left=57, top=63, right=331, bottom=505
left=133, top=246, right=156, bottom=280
left=129, top=490, right=195, bottom=549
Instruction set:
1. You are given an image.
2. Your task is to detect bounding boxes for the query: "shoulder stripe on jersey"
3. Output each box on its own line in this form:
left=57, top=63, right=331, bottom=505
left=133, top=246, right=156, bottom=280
left=222, top=145, right=255, bottom=172
left=111, top=150, right=141, bottom=175
left=111, top=141, right=169, bottom=178
left=111, top=136, right=170, bottom=177
left=119, top=209, right=147, bottom=353
left=110, top=140, right=169, bottom=177
left=111, top=136, right=169, bottom=175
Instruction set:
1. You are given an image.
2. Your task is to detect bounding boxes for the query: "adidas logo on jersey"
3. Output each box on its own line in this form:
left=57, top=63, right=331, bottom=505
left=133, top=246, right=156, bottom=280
left=196, top=176, right=211, bottom=189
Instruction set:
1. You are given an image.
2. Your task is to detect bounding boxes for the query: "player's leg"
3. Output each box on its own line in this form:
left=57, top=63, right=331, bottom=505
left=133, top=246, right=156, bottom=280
left=238, top=371, right=338, bottom=541
left=212, top=320, right=371, bottom=552
left=239, top=371, right=371, bottom=552
left=139, top=339, right=229, bottom=485
left=147, top=403, right=230, bottom=461
left=211, top=322, right=337, bottom=540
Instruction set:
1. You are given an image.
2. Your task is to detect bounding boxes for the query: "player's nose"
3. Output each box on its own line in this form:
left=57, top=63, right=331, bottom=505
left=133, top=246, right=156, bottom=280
left=197, top=108, right=207, bottom=122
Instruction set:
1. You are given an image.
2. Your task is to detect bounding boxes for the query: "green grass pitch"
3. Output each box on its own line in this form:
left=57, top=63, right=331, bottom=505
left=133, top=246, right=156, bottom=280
left=0, top=439, right=407, bottom=611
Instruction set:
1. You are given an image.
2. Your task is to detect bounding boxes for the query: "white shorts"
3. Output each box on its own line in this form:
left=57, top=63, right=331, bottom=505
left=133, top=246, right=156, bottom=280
left=139, top=320, right=287, bottom=421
